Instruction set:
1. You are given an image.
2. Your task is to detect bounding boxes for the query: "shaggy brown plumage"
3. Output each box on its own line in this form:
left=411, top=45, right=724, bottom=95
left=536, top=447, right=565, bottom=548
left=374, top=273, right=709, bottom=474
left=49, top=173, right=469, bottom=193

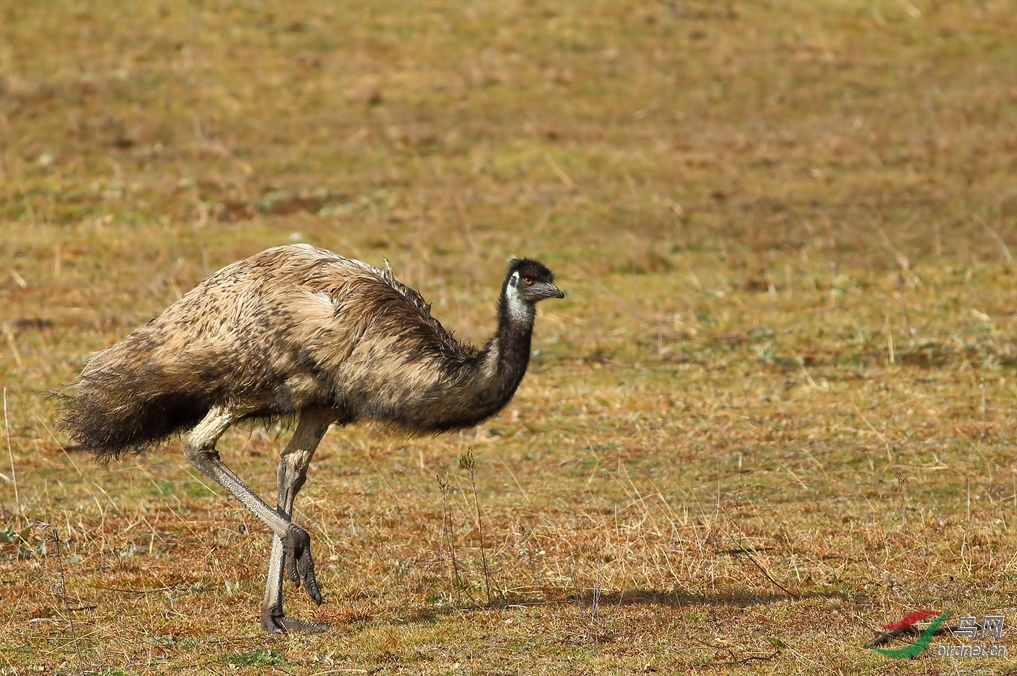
left=58, top=244, right=563, bottom=633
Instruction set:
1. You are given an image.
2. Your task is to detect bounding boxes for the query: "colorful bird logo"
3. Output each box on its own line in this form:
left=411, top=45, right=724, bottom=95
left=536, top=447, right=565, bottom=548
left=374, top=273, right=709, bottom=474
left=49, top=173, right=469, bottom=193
left=867, top=610, right=951, bottom=658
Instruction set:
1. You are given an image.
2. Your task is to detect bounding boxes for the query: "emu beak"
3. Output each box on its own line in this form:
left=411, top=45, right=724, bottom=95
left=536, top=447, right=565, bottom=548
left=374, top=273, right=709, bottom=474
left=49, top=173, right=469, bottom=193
left=545, top=283, right=565, bottom=299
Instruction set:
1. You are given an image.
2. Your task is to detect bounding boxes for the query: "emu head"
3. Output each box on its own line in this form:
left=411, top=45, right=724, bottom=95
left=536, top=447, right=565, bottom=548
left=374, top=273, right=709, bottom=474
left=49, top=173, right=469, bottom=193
left=505, top=258, right=564, bottom=305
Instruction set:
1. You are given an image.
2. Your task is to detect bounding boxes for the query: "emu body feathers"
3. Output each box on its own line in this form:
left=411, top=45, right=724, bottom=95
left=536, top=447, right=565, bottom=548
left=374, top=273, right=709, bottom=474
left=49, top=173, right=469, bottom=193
left=58, top=244, right=563, bottom=633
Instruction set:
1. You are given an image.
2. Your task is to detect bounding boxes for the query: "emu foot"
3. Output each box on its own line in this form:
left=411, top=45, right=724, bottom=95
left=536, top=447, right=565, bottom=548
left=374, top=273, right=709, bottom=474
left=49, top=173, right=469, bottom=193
left=281, top=523, right=322, bottom=604
left=261, top=606, right=329, bottom=634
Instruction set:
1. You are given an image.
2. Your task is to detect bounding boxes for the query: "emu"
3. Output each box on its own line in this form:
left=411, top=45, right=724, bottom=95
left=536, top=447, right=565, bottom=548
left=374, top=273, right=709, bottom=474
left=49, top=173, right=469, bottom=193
left=59, top=244, right=563, bottom=633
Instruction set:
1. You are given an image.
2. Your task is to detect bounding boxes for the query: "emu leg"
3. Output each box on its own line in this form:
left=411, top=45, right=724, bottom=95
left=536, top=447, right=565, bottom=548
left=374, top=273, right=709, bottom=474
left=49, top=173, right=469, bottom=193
left=183, top=407, right=322, bottom=618
left=261, top=410, right=334, bottom=634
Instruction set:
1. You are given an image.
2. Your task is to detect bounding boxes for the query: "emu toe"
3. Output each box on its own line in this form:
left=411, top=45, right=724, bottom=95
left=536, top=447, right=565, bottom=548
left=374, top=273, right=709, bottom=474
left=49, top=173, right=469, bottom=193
left=261, top=604, right=329, bottom=634
left=282, top=523, right=323, bottom=604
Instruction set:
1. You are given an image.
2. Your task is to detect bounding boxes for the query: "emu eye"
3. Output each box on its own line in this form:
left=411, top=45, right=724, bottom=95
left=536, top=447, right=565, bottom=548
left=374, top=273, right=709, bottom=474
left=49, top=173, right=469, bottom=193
left=523, top=277, right=533, bottom=286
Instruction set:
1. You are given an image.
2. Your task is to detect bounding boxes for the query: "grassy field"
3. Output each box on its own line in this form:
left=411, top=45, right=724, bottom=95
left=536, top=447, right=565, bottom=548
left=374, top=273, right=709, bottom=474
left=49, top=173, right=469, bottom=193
left=3, top=0, right=1017, bottom=673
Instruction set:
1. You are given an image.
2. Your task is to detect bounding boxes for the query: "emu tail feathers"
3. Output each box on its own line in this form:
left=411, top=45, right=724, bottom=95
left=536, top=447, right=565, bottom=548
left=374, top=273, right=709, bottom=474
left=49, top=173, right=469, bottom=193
left=58, top=363, right=212, bottom=460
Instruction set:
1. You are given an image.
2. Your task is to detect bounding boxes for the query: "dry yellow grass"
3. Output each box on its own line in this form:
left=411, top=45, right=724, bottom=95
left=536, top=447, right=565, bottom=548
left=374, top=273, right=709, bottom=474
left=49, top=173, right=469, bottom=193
left=2, top=0, right=1017, bottom=673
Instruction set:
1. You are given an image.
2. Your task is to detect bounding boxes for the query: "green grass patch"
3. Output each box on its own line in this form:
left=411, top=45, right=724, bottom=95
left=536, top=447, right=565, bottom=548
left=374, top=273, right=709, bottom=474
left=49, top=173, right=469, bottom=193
left=222, top=647, right=289, bottom=667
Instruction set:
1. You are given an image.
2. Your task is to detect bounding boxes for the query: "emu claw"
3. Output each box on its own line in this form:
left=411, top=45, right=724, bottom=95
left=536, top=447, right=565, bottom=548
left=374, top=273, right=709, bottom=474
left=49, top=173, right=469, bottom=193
left=281, top=524, right=322, bottom=605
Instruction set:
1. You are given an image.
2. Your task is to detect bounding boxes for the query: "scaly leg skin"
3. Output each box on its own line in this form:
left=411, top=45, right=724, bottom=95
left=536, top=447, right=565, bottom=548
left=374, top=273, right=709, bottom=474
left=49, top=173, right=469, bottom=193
left=183, top=407, right=327, bottom=632
left=260, top=410, right=335, bottom=633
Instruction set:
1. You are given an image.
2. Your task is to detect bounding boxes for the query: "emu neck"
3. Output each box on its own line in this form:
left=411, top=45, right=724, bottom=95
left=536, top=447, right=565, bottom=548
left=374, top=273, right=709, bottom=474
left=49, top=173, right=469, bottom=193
left=476, top=284, right=535, bottom=406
